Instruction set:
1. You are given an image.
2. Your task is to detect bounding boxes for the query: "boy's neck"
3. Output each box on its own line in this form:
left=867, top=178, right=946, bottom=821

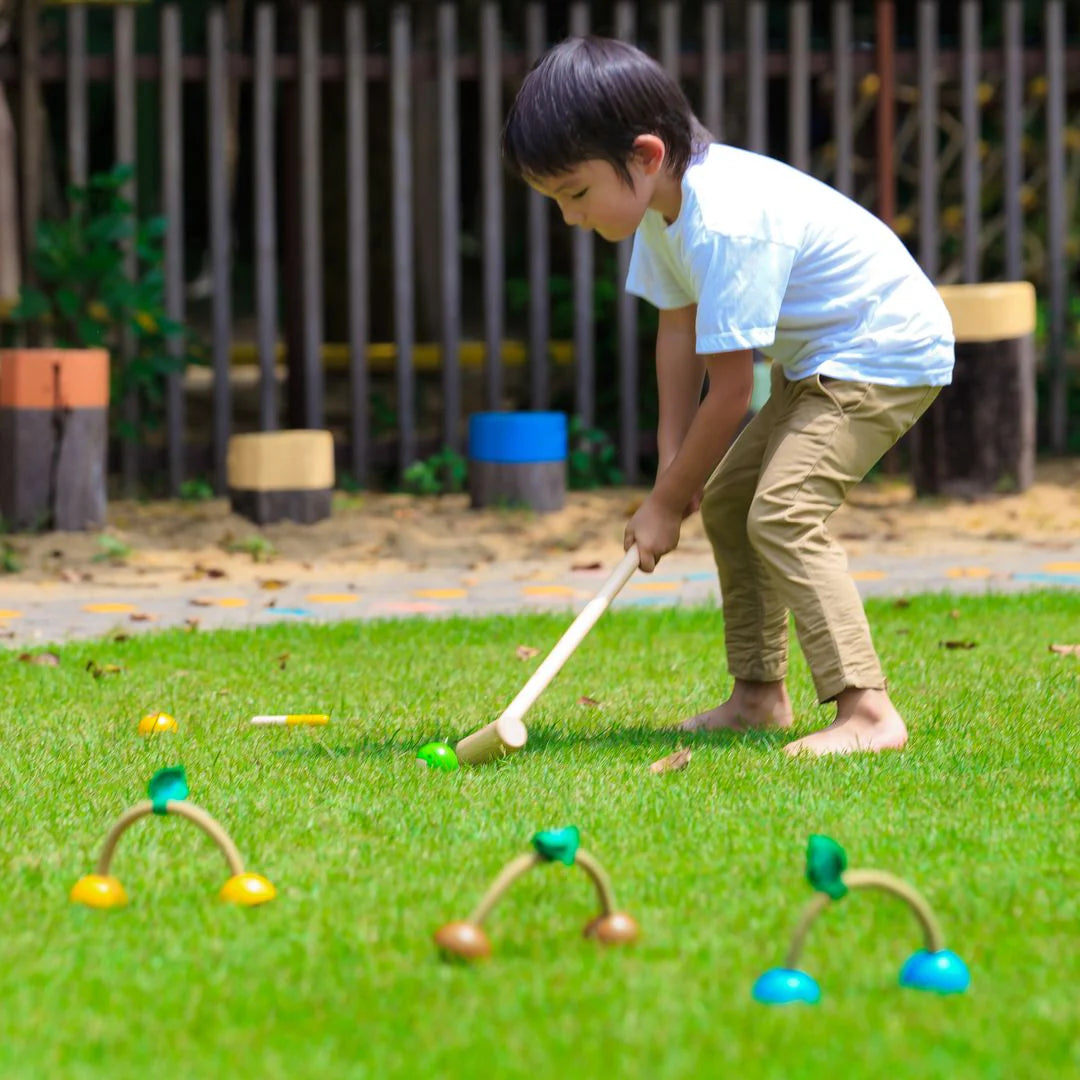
left=649, top=170, right=683, bottom=225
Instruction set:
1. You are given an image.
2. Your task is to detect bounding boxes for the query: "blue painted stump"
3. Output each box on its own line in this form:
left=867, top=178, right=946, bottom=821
left=468, top=412, right=568, bottom=514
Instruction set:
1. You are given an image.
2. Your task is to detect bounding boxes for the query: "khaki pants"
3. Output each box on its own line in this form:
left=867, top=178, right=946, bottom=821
left=701, top=365, right=940, bottom=703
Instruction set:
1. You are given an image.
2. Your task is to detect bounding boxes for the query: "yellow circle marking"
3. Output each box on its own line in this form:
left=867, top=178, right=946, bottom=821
left=306, top=593, right=360, bottom=604
left=83, top=602, right=137, bottom=614
left=1043, top=561, right=1080, bottom=574
left=946, top=567, right=992, bottom=579
left=850, top=570, right=887, bottom=581
left=413, top=588, right=467, bottom=600
left=214, top=597, right=249, bottom=608
left=0, top=609, right=23, bottom=619
left=629, top=581, right=680, bottom=593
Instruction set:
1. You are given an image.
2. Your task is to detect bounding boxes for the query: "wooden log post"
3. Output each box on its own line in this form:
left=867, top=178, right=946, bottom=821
left=0, top=348, right=109, bottom=531
left=910, top=282, right=1037, bottom=497
left=468, top=412, right=567, bottom=514
left=227, top=430, right=334, bottom=525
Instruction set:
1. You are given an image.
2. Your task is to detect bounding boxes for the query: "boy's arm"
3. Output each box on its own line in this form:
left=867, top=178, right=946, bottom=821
left=626, top=347, right=755, bottom=571
left=655, top=304, right=705, bottom=476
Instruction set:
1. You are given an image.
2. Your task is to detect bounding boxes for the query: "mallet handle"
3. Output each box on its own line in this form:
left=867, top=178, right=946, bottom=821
left=498, top=545, right=640, bottom=727
left=455, top=546, right=640, bottom=765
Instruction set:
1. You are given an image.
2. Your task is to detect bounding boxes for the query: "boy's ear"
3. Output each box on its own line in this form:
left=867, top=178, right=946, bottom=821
left=631, top=134, right=667, bottom=175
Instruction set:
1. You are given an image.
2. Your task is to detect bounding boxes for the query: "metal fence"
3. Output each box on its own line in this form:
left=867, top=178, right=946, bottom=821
left=1, top=0, right=1077, bottom=494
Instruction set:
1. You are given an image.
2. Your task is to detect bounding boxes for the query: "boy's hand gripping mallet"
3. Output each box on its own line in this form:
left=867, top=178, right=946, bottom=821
left=454, top=545, right=641, bottom=766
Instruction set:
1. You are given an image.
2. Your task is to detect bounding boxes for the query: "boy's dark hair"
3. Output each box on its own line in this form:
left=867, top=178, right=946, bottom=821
left=502, top=35, right=708, bottom=185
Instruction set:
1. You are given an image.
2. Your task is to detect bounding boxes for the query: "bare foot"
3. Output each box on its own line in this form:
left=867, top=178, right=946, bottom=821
left=679, top=679, right=794, bottom=733
left=784, top=687, right=908, bottom=757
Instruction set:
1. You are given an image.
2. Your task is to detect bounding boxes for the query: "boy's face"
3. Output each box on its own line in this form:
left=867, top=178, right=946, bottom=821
left=526, top=158, right=657, bottom=243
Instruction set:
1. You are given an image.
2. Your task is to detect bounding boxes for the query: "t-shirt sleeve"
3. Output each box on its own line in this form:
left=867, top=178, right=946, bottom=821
left=625, top=227, right=695, bottom=310
left=691, top=234, right=796, bottom=354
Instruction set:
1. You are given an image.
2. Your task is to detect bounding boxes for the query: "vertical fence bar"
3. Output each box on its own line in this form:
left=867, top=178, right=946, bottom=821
left=1002, top=0, right=1023, bottom=282
left=746, top=0, right=766, bottom=154
left=254, top=4, right=278, bottom=432
left=525, top=2, right=550, bottom=410
left=299, top=4, right=324, bottom=430
left=1045, top=0, right=1067, bottom=453
left=481, top=1, right=503, bottom=411
left=345, top=4, right=369, bottom=482
left=659, top=2, right=679, bottom=80
left=391, top=4, right=415, bottom=472
left=614, top=0, right=638, bottom=482
left=18, top=0, right=42, bottom=301
left=207, top=6, right=232, bottom=492
left=702, top=1, right=723, bottom=141
left=161, top=4, right=186, bottom=494
left=114, top=4, right=138, bottom=489
left=437, top=2, right=461, bottom=451
left=875, top=0, right=896, bottom=225
left=917, top=0, right=938, bottom=278
left=789, top=0, right=810, bottom=171
left=832, top=1, right=852, bottom=195
left=960, top=0, right=980, bottom=282
left=570, top=1, right=594, bottom=427
left=66, top=4, right=87, bottom=188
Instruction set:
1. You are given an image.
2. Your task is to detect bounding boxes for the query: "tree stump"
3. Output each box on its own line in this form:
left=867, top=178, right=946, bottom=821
left=469, top=412, right=567, bottom=514
left=0, top=348, right=109, bottom=531
left=910, top=282, right=1037, bottom=497
left=227, top=430, right=334, bottom=524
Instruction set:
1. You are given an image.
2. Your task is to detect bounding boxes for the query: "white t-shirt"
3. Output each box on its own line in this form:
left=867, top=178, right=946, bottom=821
left=625, top=144, right=954, bottom=387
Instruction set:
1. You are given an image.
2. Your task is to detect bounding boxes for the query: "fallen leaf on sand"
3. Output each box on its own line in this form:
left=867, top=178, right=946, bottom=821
left=190, top=597, right=214, bottom=607
left=259, top=579, right=289, bottom=591
left=516, top=645, right=540, bottom=661
left=571, top=561, right=602, bottom=571
left=940, top=640, right=978, bottom=650
left=184, top=618, right=201, bottom=632
left=130, top=612, right=157, bottom=622
left=650, top=747, right=692, bottom=774
left=18, top=651, right=60, bottom=666
left=1049, top=643, right=1080, bottom=656
left=577, top=696, right=602, bottom=708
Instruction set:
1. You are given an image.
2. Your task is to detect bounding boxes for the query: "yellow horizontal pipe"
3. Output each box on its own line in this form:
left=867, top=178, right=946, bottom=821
left=227, top=340, right=575, bottom=373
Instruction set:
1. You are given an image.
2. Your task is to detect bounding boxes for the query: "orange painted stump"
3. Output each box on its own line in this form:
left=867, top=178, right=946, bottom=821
left=0, top=348, right=109, bottom=530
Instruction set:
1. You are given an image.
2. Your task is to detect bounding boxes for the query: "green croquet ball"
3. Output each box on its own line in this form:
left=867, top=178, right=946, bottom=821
left=416, top=741, right=459, bottom=772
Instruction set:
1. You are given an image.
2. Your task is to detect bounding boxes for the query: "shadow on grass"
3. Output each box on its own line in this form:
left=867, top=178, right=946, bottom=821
left=267, top=723, right=789, bottom=761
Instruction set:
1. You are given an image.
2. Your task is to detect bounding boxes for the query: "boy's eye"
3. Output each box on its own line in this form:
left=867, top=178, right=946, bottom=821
left=570, top=188, right=588, bottom=200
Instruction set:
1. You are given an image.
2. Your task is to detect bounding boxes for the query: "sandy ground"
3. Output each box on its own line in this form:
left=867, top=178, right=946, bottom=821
left=1, top=459, right=1078, bottom=599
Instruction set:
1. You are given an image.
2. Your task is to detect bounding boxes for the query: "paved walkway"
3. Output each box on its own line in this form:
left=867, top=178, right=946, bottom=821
left=2, top=538, right=1079, bottom=647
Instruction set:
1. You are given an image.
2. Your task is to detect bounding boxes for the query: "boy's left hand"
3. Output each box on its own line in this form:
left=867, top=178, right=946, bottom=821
left=625, top=495, right=682, bottom=572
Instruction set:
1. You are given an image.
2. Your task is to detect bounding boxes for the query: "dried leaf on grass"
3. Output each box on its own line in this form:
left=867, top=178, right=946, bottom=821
left=276, top=652, right=291, bottom=670
left=515, top=645, right=540, bottom=661
left=940, top=640, right=978, bottom=650
left=18, top=651, right=60, bottom=666
left=650, top=747, right=692, bottom=774
left=184, top=618, right=201, bottom=632
left=1049, top=643, right=1080, bottom=656
left=86, top=661, right=123, bottom=678
left=577, top=695, right=602, bottom=708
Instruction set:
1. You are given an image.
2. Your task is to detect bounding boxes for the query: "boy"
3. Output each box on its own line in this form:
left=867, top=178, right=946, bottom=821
left=502, top=36, right=953, bottom=756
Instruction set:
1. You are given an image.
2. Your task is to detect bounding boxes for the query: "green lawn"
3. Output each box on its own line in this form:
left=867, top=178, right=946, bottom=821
left=1, top=592, right=1077, bottom=1079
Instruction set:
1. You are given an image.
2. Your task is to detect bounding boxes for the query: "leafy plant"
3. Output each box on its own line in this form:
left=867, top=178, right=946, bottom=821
left=92, top=534, right=133, bottom=565
left=225, top=534, right=276, bottom=563
left=402, top=447, right=468, bottom=496
left=1, top=540, right=20, bottom=574
left=8, top=163, right=204, bottom=441
left=179, top=478, right=215, bottom=503
left=568, top=416, right=624, bottom=490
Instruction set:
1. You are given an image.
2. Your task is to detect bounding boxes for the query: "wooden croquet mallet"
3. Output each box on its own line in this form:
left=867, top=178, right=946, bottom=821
left=455, top=545, right=641, bottom=765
